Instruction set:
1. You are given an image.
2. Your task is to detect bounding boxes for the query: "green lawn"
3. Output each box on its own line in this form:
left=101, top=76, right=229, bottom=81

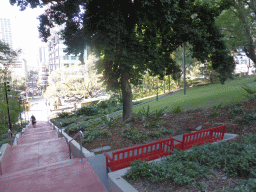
left=133, top=75, right=256, bottom=113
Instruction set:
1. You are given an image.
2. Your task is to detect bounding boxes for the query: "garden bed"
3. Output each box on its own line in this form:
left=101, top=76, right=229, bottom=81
left=68, top=97, right=256, bottom=154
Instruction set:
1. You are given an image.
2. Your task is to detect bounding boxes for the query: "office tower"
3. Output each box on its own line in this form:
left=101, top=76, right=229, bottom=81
left=0, top=18, right=13, bottom=48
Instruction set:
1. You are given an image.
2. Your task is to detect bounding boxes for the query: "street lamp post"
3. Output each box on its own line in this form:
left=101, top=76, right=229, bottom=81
left=18, top=97, right=22, bottom=128
left=4, top=82, right=12, bottom=131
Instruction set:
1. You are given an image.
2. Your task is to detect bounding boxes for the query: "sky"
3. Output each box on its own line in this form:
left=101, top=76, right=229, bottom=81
left=0, top=0, right=47, bottom=68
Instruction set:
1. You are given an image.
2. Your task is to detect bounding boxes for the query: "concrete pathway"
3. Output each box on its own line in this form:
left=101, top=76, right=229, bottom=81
left=0, top=121, right=107, bottom=192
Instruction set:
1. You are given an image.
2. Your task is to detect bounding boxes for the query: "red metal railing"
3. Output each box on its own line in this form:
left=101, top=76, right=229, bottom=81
left=104, top=137, right=174, bottom=173
left=104, top=125, right=227, bottom=173
left=174, top=125, right=226, bottom=150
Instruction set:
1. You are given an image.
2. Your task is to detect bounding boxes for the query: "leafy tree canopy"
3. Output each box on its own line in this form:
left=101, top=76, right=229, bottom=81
left=10, top=0, right=235, bottom=121
left=216, top=0, right=256, bottom=65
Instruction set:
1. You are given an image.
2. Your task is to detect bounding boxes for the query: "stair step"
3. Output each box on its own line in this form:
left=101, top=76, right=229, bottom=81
left=0, top=159, right=107, bottom=192
left=2, top=138, right=70, bottom=175
left=18, top=130, right=58, bottom=145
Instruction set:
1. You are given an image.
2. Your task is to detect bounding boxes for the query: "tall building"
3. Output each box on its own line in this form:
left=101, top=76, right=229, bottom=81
left=0, top=18, right=13, bottom=48
left=47, top=32, right=87, bottom=74
left=234, top=52, right=255, bottom=75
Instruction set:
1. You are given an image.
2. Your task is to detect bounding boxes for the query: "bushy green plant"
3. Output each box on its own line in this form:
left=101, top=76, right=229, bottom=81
left=213, top=102, right=223, bottom=110
left=236, top=113, right=256, bottom=125
left=142, top=105, right=151, bottom=118
left=241, top=85, right=256, bottom=100
left=149, top=127, right=172, bottom=138
left=75, top=106, right=99, bottom=116
left=210, top=111, right=220, bottom=117
left=173, top=106, right=182, bottom=114
left=230, top=107, right=244, bottom=117
left=220, top=178, right=256, bottom=192
left=134, top=110, right=144, bottom=121
left=122, top=128, right=148, bottom=143
left=65, top=123, right=81, bottom=134
left=57, top=112, right=72, bottom=118
left=148, top=131, right=162, bottom=137
left=83, top=129, right=112, bottom=143
left=155, top=107, right=167, bottom=120
left=126, top=133, right=256, bottom=185
left=100, top=115, right=119, bottom=127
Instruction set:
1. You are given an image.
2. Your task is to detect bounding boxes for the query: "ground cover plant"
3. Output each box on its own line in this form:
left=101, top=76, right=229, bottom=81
left=124, top=133, right=256, bottom=192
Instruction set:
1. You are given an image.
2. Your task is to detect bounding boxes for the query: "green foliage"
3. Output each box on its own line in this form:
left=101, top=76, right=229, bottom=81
left=210, top=111, right=220, bottom=117
left=57, top=112, right=72, bottom=118
left=122, top=127, right=148, bottom=143
left=75, top=106, right=99, bottom=116
left=236, top=113, right=256, bottom=125
left=242, top=85, right=256, bottom=100
left=100, top=115, right=119, bottom=127
left=149, top=127, right=173, bottom=137
left=83, top=129, right=112, bottom=143
left=155, top=107, right=167, bottom=120
left=242, top=85, right=256, bottom=95
left=126, top=133, right=256, bottom=186
left=230, top=107, right=244, bottom=117
left=172, top=106, right=182, bottom=114
left=220, top=178, right=256, bottom=192
left=213, top=102, right=223, bottom=110
left=142, top=106, right=151, bottom=118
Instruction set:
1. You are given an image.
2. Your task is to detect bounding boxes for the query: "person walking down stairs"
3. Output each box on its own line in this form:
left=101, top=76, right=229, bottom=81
left=30, top=114, right=36, bottom=127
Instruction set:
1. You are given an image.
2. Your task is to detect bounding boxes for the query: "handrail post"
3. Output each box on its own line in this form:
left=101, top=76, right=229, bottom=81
left=60, top=122, right=63, bottom=137
left=0, top=161, right=2, bottom=175
left=69, top=142, right=72, bottom=159
left=8, top=129, right=13, bottom=146
left=68, top=131, right=84, bottom=161
left=80, top=133, right=83, bottom=161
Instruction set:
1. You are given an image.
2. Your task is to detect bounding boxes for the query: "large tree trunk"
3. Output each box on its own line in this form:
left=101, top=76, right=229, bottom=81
left=121, top=72, right=133, bottom=122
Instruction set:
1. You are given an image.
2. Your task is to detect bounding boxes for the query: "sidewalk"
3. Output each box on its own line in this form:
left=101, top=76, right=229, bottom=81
left=0, top=121, right=107, bottom=192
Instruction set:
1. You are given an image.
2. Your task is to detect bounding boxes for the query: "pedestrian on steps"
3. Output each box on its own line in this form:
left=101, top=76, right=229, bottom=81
left=31, top=114, right=36, bottom=126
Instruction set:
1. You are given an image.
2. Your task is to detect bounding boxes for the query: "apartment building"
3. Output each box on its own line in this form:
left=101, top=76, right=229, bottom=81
left=0, top=18, right=13, bottom=48
left=233, top=52, right=255, bottom=75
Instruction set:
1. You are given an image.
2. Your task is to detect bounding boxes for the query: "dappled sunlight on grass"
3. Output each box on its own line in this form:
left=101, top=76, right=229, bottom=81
left=133, top=75, right=256, bottom=113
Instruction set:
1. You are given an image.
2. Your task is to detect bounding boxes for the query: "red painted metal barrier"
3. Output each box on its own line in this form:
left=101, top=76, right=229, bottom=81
left=174, top=125, right=226, bottom=150
left=104, top=137, right=175, bottom=173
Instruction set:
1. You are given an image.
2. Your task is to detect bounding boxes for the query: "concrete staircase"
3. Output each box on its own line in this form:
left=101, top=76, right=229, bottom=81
left=0, top=121, right=106, bottom=192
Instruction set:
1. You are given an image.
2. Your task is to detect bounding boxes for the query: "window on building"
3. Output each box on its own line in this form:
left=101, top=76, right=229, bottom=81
left=71, top=56, right=77, bottom=60
left=63, top=55, right=69, bottom=60
left=64, top=63, right=69, bottom=67
left=241, top=60, right=247, bottom=64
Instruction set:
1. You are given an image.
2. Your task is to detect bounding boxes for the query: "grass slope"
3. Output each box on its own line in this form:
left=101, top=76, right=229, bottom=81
left=133, top=75, right=256, bottom=114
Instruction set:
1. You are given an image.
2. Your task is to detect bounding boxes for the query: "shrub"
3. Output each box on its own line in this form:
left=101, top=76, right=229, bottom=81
left=155, top=107, right=167, bottom=120
left=126, top=133, right=256, bottom=185
left=230, top=107, right=244, bottom=117
left=122, top=128, right=148, bottom=143
left=173, top=106, right=182, bottom=114
left=236, top=113, right=256, bottom=125
left=75, top=106, right=99, bottom=116
left=57, top=112, right=71, bottom=118
left=100, top=115, right=119, bottom=127
left=212, top=102, right=222, bottom=110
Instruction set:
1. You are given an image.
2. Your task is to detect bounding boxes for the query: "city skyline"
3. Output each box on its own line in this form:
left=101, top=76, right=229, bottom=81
left=0, top=0, right=46, bottom=67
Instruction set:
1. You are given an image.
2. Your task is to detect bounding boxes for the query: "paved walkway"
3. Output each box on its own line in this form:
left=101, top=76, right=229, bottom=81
left=0, top=121, right=107, bottom=192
